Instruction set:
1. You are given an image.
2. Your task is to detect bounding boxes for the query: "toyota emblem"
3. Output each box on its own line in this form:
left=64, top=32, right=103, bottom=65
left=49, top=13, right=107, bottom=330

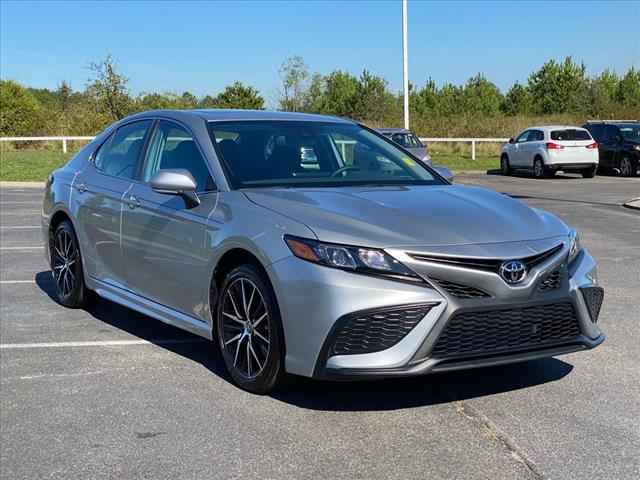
left=499, top=260, right=527, bottom=284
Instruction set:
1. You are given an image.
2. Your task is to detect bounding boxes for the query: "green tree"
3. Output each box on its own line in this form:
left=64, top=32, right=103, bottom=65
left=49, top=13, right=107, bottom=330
left=353, top=70, right=393, bottom=121
left=87, top=54, right=132, bottom=120
left=314, top=71, right=359, bottom=117
left=0, top=80, right=43, bottom=136
left=528, top=57, right=589, bottom=114
left=501, top=83, right=533, bottom=115
left=462, top=74, right=503, bottom=115
left=616, top=67, right=640, bottom=108
left=214, top=82, right=264, bottom=109
left=588, top=70, right=619, bottom=115
left=279, top=56, right=309, bottom=111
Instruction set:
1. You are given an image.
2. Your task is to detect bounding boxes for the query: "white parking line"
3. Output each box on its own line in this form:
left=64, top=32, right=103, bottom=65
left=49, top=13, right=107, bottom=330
left=0, top=246, right=43, bottom=251
left=2, top=211, right=40, bottom=215
left=0, top=339, right=205, bottom=349
left=1, top=202, right=41, bottom=205
left=0, top=280, right=36, bottom=284
left=0, top=226, right=40, bottom=230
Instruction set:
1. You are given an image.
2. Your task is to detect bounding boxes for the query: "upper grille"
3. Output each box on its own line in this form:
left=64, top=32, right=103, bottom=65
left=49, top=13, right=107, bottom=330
left=331, top=304, right=436, bottom=356
left=431, top=277, right=490, bottom=299
left=408, top=243, right=564, bottom=274
left=431, top=302, right=581, bottom=359
left=539, top=269, right=562, bottom=291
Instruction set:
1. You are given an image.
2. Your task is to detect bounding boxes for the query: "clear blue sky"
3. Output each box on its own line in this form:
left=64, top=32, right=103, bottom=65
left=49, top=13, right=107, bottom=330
left=1, top=0, right=638, bottom=106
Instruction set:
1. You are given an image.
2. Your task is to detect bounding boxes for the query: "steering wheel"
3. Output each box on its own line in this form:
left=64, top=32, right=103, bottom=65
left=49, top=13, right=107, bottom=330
left=331, top=166, right=361, bottom=178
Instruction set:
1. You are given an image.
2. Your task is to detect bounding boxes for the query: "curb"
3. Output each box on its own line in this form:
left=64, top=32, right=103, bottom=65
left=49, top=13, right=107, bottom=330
left=623, top=198, right=640, bottom=211
left=1, top=181, right=45, bottom=188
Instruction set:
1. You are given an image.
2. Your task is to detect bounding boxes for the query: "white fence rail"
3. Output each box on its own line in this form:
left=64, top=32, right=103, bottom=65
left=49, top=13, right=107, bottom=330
left=1, top=135, right=510, bottom=160
left=421, top=138, right=509, bottom=160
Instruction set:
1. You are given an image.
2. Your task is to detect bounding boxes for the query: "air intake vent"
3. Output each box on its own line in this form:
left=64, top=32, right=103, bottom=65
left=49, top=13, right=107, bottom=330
left=539, top=269, right=562, bottom=291
left=331, top=304, right=436, bottom=356
left=431, top=278, right=490, bottom=299
left=431, top=302, right=581, bottom=359
left=581, top=286, right=604, bottom=323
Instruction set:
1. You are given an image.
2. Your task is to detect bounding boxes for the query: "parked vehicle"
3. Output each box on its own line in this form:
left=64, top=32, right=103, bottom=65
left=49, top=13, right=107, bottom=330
left=43, top=110, right=605, bottom=394
left=376, top=128, right=432, bottom=166
left=583, top=120, right=639, bottom=177
left=501, top=126, right=599, bottom=178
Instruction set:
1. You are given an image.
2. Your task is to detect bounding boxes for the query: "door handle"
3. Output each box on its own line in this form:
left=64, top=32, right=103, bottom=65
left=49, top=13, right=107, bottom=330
left=76, top=183, right=87, bottom=193
left=127, top=195, right=141, bottom=209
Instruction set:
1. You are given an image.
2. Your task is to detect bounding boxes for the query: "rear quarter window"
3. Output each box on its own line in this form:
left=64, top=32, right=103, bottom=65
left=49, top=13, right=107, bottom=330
left=550, top=129, right=592, bottom=141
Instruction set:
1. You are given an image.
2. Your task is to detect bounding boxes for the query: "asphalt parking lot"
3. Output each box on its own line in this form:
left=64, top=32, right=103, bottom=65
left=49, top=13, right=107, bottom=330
left=1, top=174, right=639, bottom=480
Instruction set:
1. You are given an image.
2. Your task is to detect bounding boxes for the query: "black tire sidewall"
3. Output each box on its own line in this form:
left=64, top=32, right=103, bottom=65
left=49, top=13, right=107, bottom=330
left=216, top=265, right=286, bottom=394
left=50, top=220, right=87, bottom=308
left=501, top=155, right=510, bottom=175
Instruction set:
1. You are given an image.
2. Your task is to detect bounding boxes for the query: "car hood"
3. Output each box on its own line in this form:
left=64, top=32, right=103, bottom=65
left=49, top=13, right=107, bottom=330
left=244, top=185, right=569, bottom=248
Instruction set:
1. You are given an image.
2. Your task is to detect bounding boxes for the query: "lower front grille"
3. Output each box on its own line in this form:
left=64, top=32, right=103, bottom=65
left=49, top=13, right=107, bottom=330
left=431, top=302, right=581, bottom=359
left=331, top=304, right=436, bottom=355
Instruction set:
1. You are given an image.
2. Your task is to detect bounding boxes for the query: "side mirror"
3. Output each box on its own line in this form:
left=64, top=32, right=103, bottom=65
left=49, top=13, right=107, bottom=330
left=434, top=165, right=454, bottom=183
left=508, top=137, right=515, bottom=144
left=150, top=169, right=200, bottom=208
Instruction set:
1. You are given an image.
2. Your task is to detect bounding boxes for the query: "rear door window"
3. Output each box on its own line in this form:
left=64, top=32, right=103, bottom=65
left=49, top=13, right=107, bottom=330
left=550, top=129, right=592, bottom=141
left=94, top=120, right=152, bottom=179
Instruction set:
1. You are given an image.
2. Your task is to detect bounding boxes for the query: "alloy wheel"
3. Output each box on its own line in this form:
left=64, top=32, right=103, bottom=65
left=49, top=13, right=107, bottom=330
left=51, top=228, right=78, bottom=298
left=534, top=159, right=544, bottom=178
left=620, top=157, right=632, bottom=177
left=220, top=278, right=271, bottom=379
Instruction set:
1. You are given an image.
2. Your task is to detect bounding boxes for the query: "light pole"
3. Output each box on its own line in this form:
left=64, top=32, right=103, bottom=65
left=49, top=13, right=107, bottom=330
left=402, top=0, right=409, bottom=130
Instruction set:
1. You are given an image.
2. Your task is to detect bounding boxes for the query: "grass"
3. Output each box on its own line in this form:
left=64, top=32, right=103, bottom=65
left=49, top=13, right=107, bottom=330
left=0, top=149, right=498, bottom=182
left=1, top=149, right=72, bottom=181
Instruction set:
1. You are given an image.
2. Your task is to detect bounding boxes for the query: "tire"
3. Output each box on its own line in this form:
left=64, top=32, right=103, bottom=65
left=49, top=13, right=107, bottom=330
left=619, top=156, right=635, bottom=177
left=49, top=220, right=91, bottom=308
left=216, top=264, right=287, bottom=394
left=533, top=157, right=547, bottom=178
left=582, top=166, right=597, bottom=178
left=500, top=154, right=511, bottom=176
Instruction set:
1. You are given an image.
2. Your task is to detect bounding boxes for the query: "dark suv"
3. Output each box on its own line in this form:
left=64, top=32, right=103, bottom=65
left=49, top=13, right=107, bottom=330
left=583, top=121, right=640, bottom=177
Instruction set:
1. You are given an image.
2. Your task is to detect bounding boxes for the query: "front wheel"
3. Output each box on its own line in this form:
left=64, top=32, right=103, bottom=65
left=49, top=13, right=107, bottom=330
left=50, top=220, right=91, bottom=308
left=533, top=158, right=547, bottom=178
left=216, top=265, right=287, bottom=394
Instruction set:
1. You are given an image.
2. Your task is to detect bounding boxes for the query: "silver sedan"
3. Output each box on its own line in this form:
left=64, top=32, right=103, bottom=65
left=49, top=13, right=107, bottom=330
left=42, top=109, right=605, bottom=393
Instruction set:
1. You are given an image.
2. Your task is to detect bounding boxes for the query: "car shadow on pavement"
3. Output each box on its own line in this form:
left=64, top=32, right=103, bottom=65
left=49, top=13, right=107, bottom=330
left=36, top=271, right=574, bottom=411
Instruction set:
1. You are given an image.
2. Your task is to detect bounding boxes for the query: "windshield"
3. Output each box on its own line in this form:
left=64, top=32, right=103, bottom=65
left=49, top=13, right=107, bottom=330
left=618, top=125, right=640, bottom=141
left=209, top=121, right=441, bottom=189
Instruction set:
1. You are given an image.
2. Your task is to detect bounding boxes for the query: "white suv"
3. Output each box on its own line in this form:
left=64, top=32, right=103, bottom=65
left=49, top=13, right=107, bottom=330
left=501, top=126, right=599, bottom=178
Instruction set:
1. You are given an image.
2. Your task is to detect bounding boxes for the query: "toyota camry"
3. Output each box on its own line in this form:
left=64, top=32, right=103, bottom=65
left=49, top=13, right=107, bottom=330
left=42, top=110, right=605, bottom=393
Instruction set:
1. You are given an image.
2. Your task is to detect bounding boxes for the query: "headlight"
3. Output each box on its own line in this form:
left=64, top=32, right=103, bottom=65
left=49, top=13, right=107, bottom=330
left=568, top=230, right=581, bottom=264
left=633, top=145, right=640, bottom=152
left=284, top=235, right=428, bottom=285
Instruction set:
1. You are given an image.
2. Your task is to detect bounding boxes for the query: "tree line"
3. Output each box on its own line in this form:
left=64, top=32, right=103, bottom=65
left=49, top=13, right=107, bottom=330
left=1, top=55, right=638, bottom=140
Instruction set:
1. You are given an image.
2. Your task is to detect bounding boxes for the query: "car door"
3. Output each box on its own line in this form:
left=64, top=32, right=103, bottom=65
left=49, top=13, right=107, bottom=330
left=74, top=120, right=152, bottom=288
left=121, top=119, right=218, bottom=319
left=600, top=125, right=619, bottom=168
left=511, top=130, right=531, bottom=166
left=524, top=130, right=544, bottom=167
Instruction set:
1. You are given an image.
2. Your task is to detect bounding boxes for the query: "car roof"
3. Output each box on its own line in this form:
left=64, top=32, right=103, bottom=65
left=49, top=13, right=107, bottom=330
left=527, top=125, right=590, bottom=131
left=375, top=128, right=412, bottom=134
left=120, top=109, right=354, bottom=125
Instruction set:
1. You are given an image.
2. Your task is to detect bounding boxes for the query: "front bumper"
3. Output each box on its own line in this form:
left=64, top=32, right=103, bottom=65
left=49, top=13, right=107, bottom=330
left=267, top=240, right=604, bottom=379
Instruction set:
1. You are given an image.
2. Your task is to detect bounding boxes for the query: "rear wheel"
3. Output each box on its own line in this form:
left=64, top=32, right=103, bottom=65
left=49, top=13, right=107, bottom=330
left=582, top=165, right=597, bottom=178
left=620, top=156, right=635, bottom=177
left=500, top=154, right=511, bottom=176
left=216, top=265, right=287, bottom=394
left=533, top=157, right=547, bottom=178
left=50, top=220, right=91, bottom=308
